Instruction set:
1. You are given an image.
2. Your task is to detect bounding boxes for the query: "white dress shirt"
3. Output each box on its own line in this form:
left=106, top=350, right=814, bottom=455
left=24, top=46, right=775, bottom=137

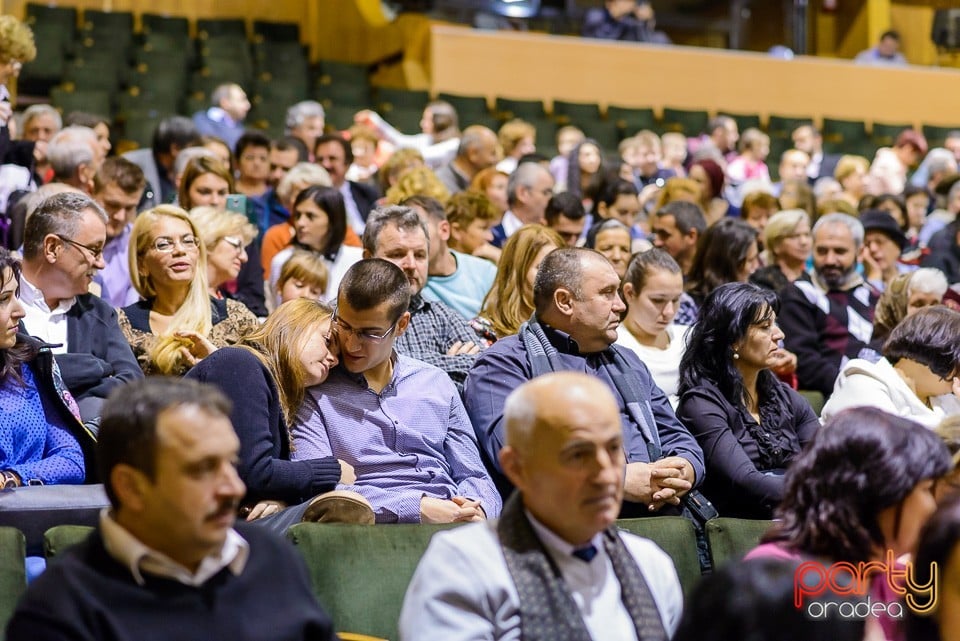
left=18, top=274, right=74, bottom=354
left=399, top=511, right=683, bottom=641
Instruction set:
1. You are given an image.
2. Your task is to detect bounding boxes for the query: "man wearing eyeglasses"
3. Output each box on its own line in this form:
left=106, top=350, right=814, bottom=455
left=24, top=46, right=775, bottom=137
left=293, top=258, right=501, bottom=524
left=18, top=192, right=142, bottom=422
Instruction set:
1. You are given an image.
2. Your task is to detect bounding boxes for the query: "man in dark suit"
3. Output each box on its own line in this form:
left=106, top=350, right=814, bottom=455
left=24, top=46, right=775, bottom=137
left=18, top=192, right=142, bottom=422
left=792, top=124, right=841, bottom=183
left=314, top=133, right=380, bottom=237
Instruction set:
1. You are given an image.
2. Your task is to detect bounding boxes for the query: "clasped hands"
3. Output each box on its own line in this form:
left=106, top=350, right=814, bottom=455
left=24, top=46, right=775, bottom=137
left=624, top=456, right=695, bottom=512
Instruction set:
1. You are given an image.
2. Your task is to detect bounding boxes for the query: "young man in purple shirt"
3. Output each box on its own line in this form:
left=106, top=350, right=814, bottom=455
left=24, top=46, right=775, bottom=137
left=293, top=258, right=501, bottom=523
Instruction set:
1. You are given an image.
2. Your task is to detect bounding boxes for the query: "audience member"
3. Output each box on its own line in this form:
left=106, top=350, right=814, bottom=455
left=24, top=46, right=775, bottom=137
left=833, top=153, right=870, bottom=208
left=405, top=195, right=496, bottom=320
left=5, top=377, right=338, bottom=641
left=616, top=248, right=688, bottom=408
left=314, top=133, right=381, bottom=235
left=747, top=407, right=951, bottom=641
left=582, top=0, right=671, bottom=44
left=274, top=250, right=327, bottom=305
left=822, top=306, right=960, bottom=427
left=688, top=158, right=728, bottom=224
left=0, top=247, right=94, bottom=486
left=477, top=224, right=564, bottom=341
left=726, top=128, right=771, bottom=191
left=651, top=176, right=702, bottom=213
left=544, top=191, right=587, bottom=247
left=595, top=179, right=645, bottom=250
left=294, top=258, right=501, bottom=523
left=20, top=104, right=61, bottom=184
left=92, top=157, right=147, bottom=307
left=430, top=125, right=499, bottom=196
left=492, top=162, right=554, bottom=247
left=119, top=205, right=258, bottom=376
left=64, top=111, right=111, bottom=160
left=465, top=247, right=705, bottom=513
left=191, top=82, right=250, bottom=149
left=495, top=119, right=536, bottom=175
left=232, top=131, right=271, bottom=224
left=259, top=136, right=304, bottom=232
left=284, top=100, right=325, bottom=160
left=584, top=218, right=632, bottom=279
left=565, top=139, right=608, bottom=208
left=190, top=206, right=258, bottom=302
left=0, top=16, right=36, bottom=170
left=739, top=190, right=779, bottom=237
left=548, top=125, right=585, bottom=188
left=870, top=129, right=927, bottom=195
left=688, top=116, right=738, bottom=164
left=779, top=213, right=881, bottom=396
left=677, top=283, right=818, bottom=518
left=346, top=123, right=380, bottom=185
left=854, top=29, right=908, bottom=66
left=677, top=217, right=760, bottom=324
left=871, top=267, right=948, bottom=344
left=47, top=126, right=104, bottom=193
left=791, top=124, right=840, bottom=183
left=362, top=205, right=483, bottom=388
left=269, top=185, right=362, bottom=303
left=356, top=100, right=461, bottom=169
left=468, top=167, right=509, bottom=216
left=445, top=190, right=500, bottom=263
left=623, top=130, right=675, bottom=189
left=384, top=165, right=451, bottom=205
left=750, top=208, right=813, bottom=293
left=186, top=299, right=346, bottom=528
left=650, top=200, right=706, bottom=277
left=19, top=192, right=141, bottom=421
left=400, top=372, right=682, bottom=640
left=860, top=209, right=911, bottom=291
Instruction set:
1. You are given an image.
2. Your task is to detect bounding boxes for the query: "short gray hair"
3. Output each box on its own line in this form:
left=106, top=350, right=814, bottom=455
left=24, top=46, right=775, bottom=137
left=210, top=83, right=242, bottom=107
left=285, top=100, right=325, bottom=133
left=22, top=104, right=62, bottom=132
left=277, top=162, right=332, bottom=203
left=926, top=148, right=958, bottom=176
left=23, top=192, right=106, bottom=260
left=812, top=212, right=864, bottom=248
left=507, top=162, right=550, bottom=207
left=908, top=268, right=948, bottom=298
left=362, top=205, right=429, bottom=255
left=48, top=126, right=96, bottom=180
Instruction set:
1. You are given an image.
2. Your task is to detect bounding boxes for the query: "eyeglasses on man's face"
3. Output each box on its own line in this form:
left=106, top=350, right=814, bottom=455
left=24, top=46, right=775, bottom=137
left=331, top=311, right=398, bottom=344
left=56, top=235, right=104, bottom=262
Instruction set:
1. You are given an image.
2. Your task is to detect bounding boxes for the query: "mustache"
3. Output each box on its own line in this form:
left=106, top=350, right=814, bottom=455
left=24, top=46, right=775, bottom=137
left=207, top=499, right=241, bottom=520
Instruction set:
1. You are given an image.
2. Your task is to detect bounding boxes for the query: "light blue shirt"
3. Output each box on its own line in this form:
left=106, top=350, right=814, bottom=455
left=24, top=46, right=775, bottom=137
left=292, top=354, right=501, bottom=522
left=422, top=250, right=497, bottom=320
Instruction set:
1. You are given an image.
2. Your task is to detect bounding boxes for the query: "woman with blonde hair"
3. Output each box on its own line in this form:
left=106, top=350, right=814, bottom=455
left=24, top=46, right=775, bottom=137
left=652, top=177, right=702, bottom=213
left=190, top=206, right=258, bottom=300
left=119, top=205, right=258, bottom=376
left=834, top=154, right=870, bottom=208
left=750, top=209, right=813, bottom=293
left=496, top=118, right=536, bottom=174
left=187, top=298, right=349, bottom=526
left=384, top=165, right=450, bottom=205
left=476, top=224, right=564, bottom=341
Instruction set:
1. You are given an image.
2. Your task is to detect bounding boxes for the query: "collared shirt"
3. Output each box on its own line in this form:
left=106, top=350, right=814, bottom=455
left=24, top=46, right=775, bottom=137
left=18, top=273, right=75, bottom=354
left=292, top=353, right=501, bottom=523
left=500, top=211, right=524, bottom=240
left=98, top=224, right=138, bottom=308
left=99, top=509, right=249, bottom=587
left=526, top=510, right=638, bottom=641
left=394, top=294, right=483, bottom=390
left=203, top=106, right=236, bottom=127
left=338, top=182, right=366, bottom=235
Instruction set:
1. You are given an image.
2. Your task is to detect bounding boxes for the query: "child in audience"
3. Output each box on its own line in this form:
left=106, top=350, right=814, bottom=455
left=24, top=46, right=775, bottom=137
left=275, top=250, right=328, bottom=306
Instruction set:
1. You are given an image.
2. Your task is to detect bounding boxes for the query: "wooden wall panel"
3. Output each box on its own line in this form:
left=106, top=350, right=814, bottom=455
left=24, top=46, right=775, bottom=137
left=431, top=25, right=960, bottom=129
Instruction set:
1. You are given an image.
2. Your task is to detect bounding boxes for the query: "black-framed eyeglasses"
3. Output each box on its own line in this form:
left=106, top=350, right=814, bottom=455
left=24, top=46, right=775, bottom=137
left=56, top=235, right=103, bottom=261
left=332, top=311, right=397, bottom=344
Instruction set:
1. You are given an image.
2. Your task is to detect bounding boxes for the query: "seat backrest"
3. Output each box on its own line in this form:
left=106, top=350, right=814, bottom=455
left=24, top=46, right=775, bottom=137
left=0, top=527, right=26, bottom=641
left=615, top=516, right=701, bottom=596
left=705, top=518, right=775, bottom=569
left=287, top=522, right=461, bottom=640
left=44, top=525, right=95, bottom=560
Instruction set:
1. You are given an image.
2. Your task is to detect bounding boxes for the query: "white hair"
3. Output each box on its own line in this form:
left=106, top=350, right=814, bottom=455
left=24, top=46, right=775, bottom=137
left=908, top=267, right=948, bottom=298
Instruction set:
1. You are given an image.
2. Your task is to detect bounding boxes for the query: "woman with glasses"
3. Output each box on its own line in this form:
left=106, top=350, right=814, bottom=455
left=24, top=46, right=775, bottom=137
left=118, top=205, right=258, bottom=376
left=268, top=185, right=362, bottom=305
left=190, top=206, right=258, bottom=302
left=186, top=299, right=348, bottom=526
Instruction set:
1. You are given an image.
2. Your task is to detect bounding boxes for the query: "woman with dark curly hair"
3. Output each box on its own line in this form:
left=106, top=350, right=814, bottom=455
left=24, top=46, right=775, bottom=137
left=677, top=282, right=819, bottom=518
left=747, top=407, right=953, bottom=641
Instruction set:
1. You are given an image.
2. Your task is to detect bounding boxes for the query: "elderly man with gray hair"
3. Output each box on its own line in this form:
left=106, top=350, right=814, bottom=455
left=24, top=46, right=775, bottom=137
left=47, top=126, right=104, bottom=193
left=18, top=191, right=141, bottom=421
left=779, top=212, right=882, bottom=397
left=491, top=161, right=556, bottom=248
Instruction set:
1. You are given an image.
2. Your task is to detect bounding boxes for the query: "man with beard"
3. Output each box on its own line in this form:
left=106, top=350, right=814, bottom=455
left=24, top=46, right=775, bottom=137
left=6, top=378, right=337, bottom=641
left=779, top=213, right=882, bottom=397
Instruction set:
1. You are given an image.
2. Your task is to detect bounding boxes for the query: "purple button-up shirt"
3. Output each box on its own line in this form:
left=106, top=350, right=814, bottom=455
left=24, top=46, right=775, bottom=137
left=97, top=224, right=139, bottom=308
left=292, top=354, right=501, bottom=522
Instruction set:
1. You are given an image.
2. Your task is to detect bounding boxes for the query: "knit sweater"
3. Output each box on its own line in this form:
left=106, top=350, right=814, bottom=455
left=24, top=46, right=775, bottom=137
left=6, top=524, right=336, bottom=641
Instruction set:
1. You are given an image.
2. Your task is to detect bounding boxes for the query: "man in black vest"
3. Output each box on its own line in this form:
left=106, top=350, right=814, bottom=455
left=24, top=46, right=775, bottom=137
left=400, top=371, right=682, bottom=640
left=7, top=378, right=337, bottom=641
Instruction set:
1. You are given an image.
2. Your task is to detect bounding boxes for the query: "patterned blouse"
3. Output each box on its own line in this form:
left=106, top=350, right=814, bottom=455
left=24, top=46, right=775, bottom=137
left=118, top=297, right=260, bottom=376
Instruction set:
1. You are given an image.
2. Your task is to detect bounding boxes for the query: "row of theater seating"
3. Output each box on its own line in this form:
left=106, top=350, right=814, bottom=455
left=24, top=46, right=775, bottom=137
left=0, top=516, right=772, bottom=641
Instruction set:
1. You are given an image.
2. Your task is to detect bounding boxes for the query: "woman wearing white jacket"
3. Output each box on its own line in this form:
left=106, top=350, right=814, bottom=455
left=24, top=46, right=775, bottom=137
left=821, top=306, right=960, bottom=428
